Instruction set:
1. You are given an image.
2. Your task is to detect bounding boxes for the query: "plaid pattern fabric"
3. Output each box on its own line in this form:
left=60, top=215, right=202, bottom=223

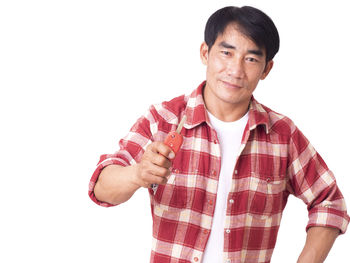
left=89, top=81, right=349, bottom=263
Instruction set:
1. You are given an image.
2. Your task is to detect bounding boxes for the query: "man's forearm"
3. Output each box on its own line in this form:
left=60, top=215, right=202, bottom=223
left=297, top=226, right=339, bottom=263
left=94, top=164, right=141, bottom=205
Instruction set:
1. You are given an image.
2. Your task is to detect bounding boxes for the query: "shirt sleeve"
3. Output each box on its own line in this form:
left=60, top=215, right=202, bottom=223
left=88, top=106, right=157, bottom=207
left=286, top=125, right=350, bottom=234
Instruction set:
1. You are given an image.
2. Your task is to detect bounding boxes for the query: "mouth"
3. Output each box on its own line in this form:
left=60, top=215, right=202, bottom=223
left=221, top=80, right=243, bottom=89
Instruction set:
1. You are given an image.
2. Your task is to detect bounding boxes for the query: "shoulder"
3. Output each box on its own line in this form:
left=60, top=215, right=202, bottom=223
left=148, top=93, right=188, bottom=124
left=260, top=102, right=298, bottom=137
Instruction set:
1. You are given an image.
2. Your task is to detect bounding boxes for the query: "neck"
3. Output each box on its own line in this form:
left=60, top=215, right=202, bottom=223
left=203, top=89, right=250, bottom=123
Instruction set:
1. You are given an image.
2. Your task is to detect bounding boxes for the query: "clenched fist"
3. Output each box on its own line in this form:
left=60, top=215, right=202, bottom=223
left=134, top=142, right=175, bottom=188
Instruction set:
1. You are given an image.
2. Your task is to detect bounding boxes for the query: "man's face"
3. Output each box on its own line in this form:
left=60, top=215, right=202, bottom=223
left=200, top=23, right=273, bottom=112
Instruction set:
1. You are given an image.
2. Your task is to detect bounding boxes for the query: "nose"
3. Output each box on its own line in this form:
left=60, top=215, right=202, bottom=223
left=226, top=58, right=245, bottom=79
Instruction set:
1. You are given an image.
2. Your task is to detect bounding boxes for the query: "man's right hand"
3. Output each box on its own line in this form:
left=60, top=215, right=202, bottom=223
left=133, top=142, right=175, bottom=188
left=94, top=141, right=175, bottom=205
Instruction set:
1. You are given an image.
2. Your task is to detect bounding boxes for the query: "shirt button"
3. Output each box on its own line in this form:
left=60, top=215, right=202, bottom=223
left=211, top=170, right=217, bottom=176
left=208, top=199, right=213, bottom=205
left=266, top=177, right=271, bottom=182
left=203, top=229, right=209, bottom=235
left=194, top=257, right=199, bottom=262
left=174, top=168, right=179, bottom=173
left=234, top=170, right=238, bottom=174
left=229, top=199, right=234, bottom=204
left=214, top=139, right=218, bottom=144
left=226, top=229, right=231, bottom=234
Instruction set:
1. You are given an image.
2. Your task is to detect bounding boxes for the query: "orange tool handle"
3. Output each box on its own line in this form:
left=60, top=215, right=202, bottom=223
left=164, top=131, right=183, bottom=155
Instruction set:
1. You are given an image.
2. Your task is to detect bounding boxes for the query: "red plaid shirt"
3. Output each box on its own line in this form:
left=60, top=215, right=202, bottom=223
left=89, top=81, right=349, bottom=263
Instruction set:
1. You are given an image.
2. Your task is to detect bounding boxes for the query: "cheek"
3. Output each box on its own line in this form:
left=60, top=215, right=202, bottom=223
left=248, top=77, right=260, bottom=89
left=247, top=68, right=265, bottom=85
left=207, top=57, right=226, bottom=75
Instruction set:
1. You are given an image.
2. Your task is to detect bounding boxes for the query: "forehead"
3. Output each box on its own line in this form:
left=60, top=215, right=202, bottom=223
left=216, top=23, right=265, bottom=54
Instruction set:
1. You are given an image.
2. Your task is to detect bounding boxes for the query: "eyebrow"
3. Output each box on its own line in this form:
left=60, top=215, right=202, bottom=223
left=218, top=41, right=264, bottom=57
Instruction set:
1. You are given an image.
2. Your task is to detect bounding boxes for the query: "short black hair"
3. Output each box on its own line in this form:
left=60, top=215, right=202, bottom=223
left=204, top=6, right=280, bottom=62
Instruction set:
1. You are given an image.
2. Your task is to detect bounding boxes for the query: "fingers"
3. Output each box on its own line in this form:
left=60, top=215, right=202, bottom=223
left=138, top=161, right=171, bottom=188
left=142, top=160, right=171, bottom=178
left=143, top=142, right=174, bottom=168
left=145, top=150, right=172, bottom=169
left=147, top=142, right=175, bottom=160
left=137, top=141, right=175, bottom=188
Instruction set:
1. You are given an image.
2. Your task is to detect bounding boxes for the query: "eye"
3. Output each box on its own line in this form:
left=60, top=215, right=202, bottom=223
left=246, top=57, right=259, bottom=62
left=221, top=51, right=231, bottom=56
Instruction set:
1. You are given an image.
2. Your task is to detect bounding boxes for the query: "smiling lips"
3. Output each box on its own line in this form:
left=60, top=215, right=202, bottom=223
left=221, top=80, right=243, bottom=89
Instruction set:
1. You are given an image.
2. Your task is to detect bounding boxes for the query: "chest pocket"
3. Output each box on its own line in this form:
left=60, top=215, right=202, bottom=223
left=153, top=170, right=196, bottom=212
left=247, top=173, right=286, bottom=219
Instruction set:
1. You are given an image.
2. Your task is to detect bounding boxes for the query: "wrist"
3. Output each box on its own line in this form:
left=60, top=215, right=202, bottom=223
left=297, top=249, right=317, bottom=263
left=130, top=163, right=143, bottom=188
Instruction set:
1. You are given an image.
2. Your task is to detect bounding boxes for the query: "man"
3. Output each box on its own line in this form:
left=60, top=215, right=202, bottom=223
left=88, top=6, right=349, bottom=263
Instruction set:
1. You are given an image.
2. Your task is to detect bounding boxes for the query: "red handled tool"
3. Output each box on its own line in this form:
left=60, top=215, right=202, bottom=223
left=151, top=115, right=186, bottom=192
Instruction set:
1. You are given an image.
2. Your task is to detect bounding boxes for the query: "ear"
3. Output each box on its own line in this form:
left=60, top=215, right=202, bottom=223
left=200, top=42, right=209, bottom=66
left=260, top=60, right=274, bottom=80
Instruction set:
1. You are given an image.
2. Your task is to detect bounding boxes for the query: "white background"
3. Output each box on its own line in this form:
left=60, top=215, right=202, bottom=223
left=1, top=0, right=349, bottom=262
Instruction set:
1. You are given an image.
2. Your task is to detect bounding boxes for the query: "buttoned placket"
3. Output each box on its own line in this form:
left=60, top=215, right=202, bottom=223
left=203, top=122, right=253, bottom=259
left=223, top=126, right=252, bottom=257
left=201, top=127, right=222, bottom=254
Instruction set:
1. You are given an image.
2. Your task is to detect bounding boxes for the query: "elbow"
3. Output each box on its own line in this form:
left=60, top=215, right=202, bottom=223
left=94, top=181, right=130, bottom=206
left=93, top=181, right=120, bottom=206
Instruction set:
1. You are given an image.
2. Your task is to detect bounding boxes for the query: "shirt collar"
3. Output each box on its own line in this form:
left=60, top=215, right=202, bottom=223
left=183, top=81, right=209, bottom=130
left=248, top=96, right=271, bottom=134
left=183, top=81, right=271, bottom=134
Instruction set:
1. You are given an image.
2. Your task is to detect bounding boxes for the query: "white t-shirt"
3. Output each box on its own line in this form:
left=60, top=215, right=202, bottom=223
left=202, top=110, right=249, bottom=263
